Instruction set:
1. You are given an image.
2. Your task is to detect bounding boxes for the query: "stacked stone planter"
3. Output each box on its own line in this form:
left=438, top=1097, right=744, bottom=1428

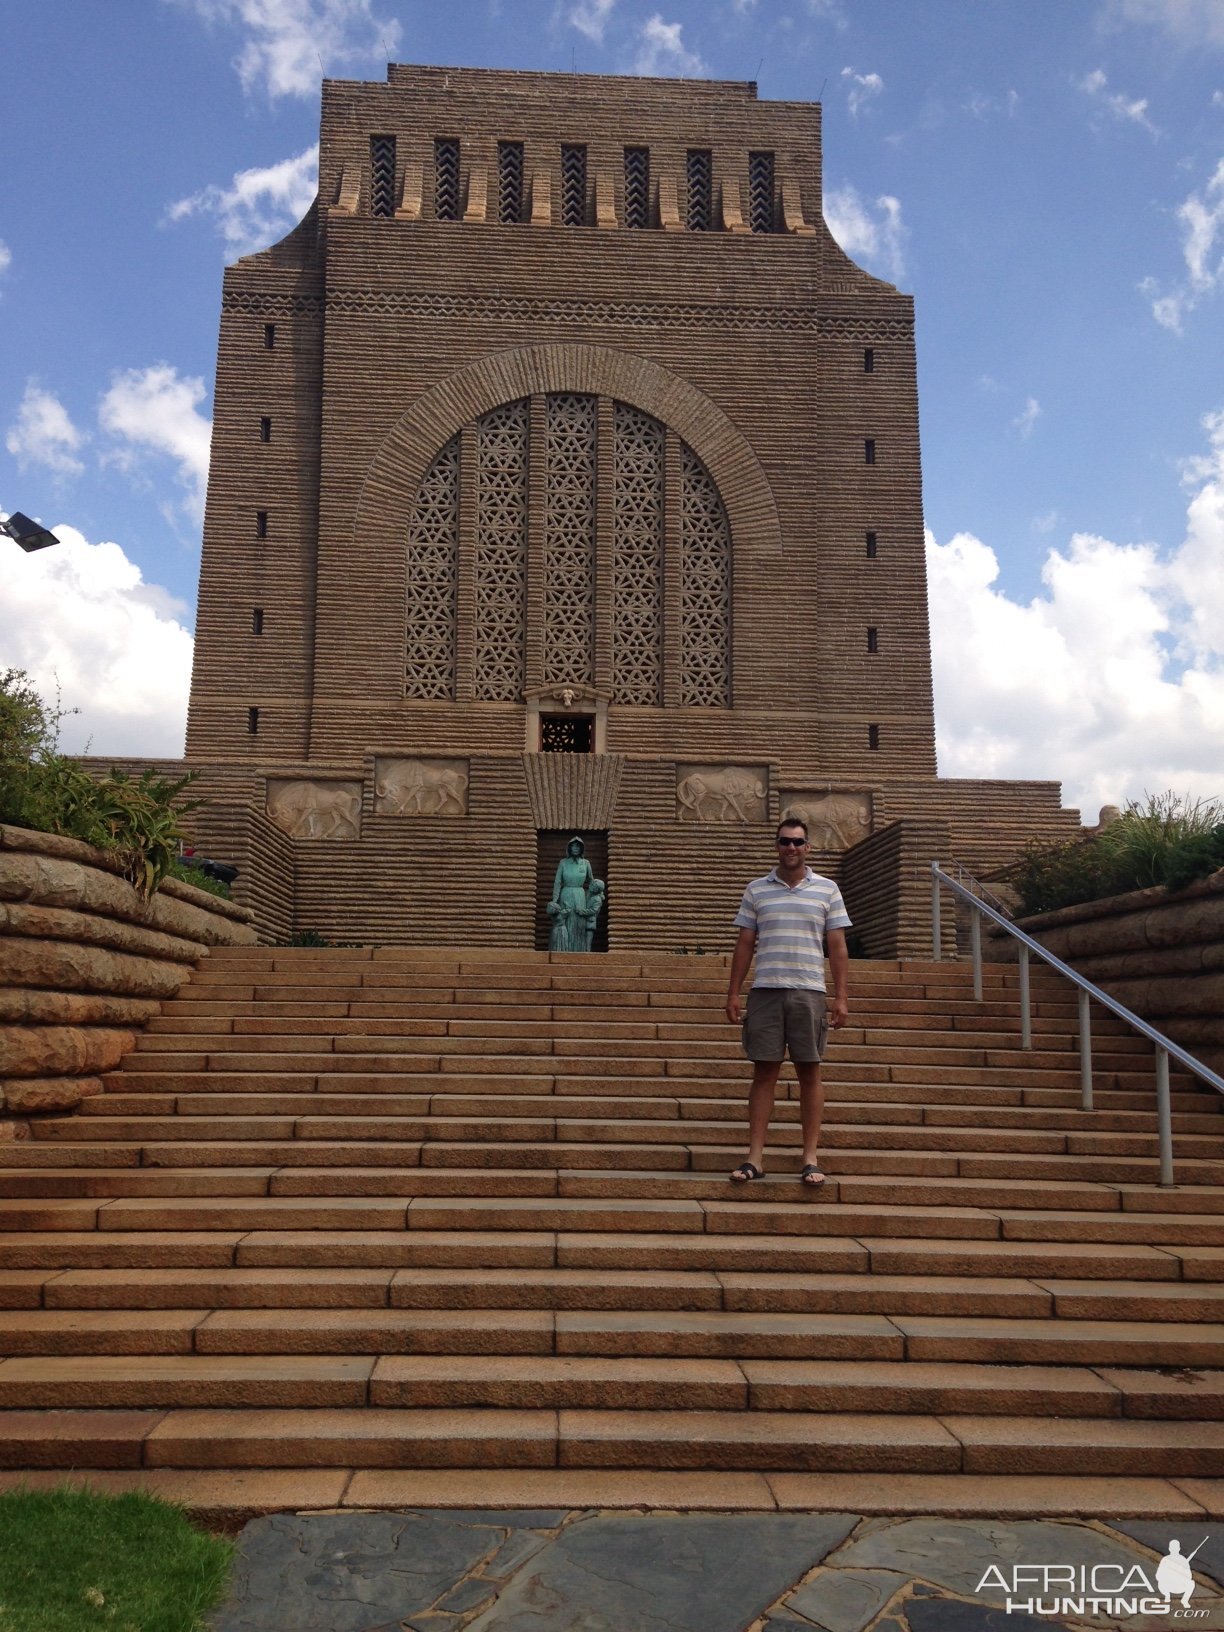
left=0, top=824, right=256, bottom=1134
left=1001, top=870, right=1224, bottom=1071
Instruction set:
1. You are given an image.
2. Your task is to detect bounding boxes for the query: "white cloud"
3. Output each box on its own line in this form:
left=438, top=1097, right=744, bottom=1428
left=1141, top=155, right=1224, bottom=331
left=1213, top=89, right=1224, bottom=106
left=928, top=406, right=1224, bottom=815
left=97, top=366, right=212, bottom=527
left=0, top=240, right=11, bottom=279
left=633, top=15, right=705, bottom=76
left=1077, top=67, right=1160, bottom=134
left=0, top=519, right=192, bottom=758
left=805, top=0, right=847, bottom=24
left=823, top=184, right=906, bottom=281
left=965, top=88, right=1020, bottom=120
left=841, top=66, right=883, bottom=117
left=6, top=383, right=86, bottom=478
left=167, top=143, right=319, bottom=259
left=174, top=0, right=401, bottom=99
left=1105, top=0, right=1224, bottom=49
left=1013, top=396, right=1041, bottom=439
left=568, top=0, right=615, bottom=42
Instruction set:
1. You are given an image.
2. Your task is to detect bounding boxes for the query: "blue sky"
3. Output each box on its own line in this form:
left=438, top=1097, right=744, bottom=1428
left=2, top=0, right=1223, bottom=816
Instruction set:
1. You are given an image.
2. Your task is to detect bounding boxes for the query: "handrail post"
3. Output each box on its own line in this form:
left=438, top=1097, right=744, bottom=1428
left=970, top=905, right=982, bottom=1002
left=1079, top=990, right=1093, bottom=1111
left=1018, top=944, right=1031, bottom=1051
left=931, top=864, right=942, bottom=961
left=1156, top=1047, right=1174, bottom=1186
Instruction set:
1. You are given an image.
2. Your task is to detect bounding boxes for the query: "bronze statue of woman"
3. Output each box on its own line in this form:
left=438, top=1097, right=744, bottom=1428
left=547, top=836, right=603, bottom=952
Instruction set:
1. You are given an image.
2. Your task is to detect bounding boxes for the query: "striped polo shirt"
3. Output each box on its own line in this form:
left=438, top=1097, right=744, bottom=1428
left=733, top=868, right=852, bottom=991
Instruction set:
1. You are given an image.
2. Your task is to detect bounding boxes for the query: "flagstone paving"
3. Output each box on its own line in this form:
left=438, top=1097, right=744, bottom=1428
left=206, top=1508, right=1224, bottom=1632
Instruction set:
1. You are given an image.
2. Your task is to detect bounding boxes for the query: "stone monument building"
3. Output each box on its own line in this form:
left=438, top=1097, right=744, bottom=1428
left=179, top=63, right=1078, bottom=951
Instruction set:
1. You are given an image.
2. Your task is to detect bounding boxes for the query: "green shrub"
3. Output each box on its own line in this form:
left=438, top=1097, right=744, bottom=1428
left=0, top=668, right=199, bottom=898
left=1010, top=792, right=1224, bottom=915
left=167, top=856, right=232, bottom=899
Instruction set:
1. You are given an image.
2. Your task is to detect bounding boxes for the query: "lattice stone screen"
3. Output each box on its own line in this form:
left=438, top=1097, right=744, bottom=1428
left=679, top=446, right=731, bottom=706
left=405, top=438, right=459, bottom=698
left=543, top=393, right=596, bottom=686
left=611, top=403, right=664, bottom=705
left=401, top=393, right=732, bottom=708
left=474, top=401, right=529, bottom=701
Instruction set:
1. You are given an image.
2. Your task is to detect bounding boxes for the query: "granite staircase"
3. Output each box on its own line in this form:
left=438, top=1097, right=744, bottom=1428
left=2, top=946, right=1223, bottom=1519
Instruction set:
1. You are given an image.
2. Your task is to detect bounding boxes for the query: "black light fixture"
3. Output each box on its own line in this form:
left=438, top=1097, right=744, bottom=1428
left=1, top=512, right=60, bottom=552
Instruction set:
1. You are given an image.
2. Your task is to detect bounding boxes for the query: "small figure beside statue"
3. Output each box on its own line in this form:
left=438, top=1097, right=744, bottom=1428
left=546, top=836, right=605, bottom=952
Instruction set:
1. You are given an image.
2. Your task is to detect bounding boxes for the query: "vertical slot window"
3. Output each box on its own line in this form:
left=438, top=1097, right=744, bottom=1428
left=866, top=531, right=878, bottom=557
left=561, top=144, right=587, bottom=226
left=686, top=149, right=712, bottom=231
left=868, top=724, right=880, bottom=750
left=867, top=627, right=878, bottom=653
left=864, top=439, right=876, bottom=465
left=624, top=146, right=650, bottom=229
left=748, top=150, right=775, bottom=233
left=370, top=135, right=396, bottom=217
left=252, top=609, right=264, bottom=635
left=864, top=347, right=875, bottom=373
left=248, top=707, right=260, bottom=735
left=255, top=510, right=268, bottom=538
left=434, top=138, right=460, bottom=220
left=498, top=141, right=525, bottom=223
left=259, top=417, right=271, bottom=443
left=263, top=323, right=276, bottom=349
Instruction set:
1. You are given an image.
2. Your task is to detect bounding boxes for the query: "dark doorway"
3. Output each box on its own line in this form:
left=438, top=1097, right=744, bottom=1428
left=535, top=829, right=609, bottom=951
left=540, top=713, right=594, bottom=752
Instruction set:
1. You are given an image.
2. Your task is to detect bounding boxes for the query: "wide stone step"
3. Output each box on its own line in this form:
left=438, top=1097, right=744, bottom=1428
left=16, top=1403, right=1215, bottom=1476
left=0, top=1355, right=372, bottom=1409
left=1, top=1351, right=1143, bottom=1422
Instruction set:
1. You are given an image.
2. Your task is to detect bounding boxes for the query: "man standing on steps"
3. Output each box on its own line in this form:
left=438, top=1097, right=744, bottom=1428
left=725, top=817, right=851, bottom=1188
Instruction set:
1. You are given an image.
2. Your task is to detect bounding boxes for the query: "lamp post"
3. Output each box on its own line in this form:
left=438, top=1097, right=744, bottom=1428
left=1, top=512, right=60, bottom=552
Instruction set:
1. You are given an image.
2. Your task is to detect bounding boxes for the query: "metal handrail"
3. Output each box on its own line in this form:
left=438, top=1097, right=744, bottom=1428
left=931, top=861, right=1224, bottom=1186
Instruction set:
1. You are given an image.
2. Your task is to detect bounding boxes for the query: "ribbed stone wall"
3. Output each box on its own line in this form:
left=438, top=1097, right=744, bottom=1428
left=0, top=826, right=256, bottom=1130
left=1004, top=873, right=1224, bottom=1071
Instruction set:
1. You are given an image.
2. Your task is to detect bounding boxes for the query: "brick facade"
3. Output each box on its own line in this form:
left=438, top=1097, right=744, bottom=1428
left=170, top=64, right=1079, bottom=948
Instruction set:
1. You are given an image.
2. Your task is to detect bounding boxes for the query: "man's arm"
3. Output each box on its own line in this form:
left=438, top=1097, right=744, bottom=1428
left=725, top=926, right=757, bottom=1024
left=826, top=927, right=849, bottom=1028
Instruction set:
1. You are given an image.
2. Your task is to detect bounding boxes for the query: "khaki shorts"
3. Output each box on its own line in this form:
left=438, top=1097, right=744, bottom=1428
left=742, top=988, right=829, bottom=1064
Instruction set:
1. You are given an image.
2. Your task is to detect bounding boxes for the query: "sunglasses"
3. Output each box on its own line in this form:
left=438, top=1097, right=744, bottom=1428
left=776, top=836, right=807, bottom=847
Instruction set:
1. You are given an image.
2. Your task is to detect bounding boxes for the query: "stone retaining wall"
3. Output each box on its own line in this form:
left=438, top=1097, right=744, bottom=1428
left=841, top=817, right=952, bottom=960
left=995, top=870, right=1224, bottom=1071
left=0, top=824, right=257, bottom=1133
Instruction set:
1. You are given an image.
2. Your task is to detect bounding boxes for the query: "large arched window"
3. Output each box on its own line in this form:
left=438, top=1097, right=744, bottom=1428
left=404, top=392, right=731, bottom=707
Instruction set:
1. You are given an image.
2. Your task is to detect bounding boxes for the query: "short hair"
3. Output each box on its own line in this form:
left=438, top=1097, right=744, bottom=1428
left=776, top=817, right=808, bottom=840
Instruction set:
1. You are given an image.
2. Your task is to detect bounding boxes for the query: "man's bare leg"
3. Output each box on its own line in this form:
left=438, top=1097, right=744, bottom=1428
left=731, top=1060, right=783, bottom=1176
left=797, top=1060, right=825, bottom=1174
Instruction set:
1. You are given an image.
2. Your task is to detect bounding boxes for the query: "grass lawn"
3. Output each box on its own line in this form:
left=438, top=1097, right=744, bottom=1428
left=0, top=1485, right=234, bottom=1632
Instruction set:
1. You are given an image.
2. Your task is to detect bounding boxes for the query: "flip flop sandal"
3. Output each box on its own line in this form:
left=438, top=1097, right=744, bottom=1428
left=799, top=1163, right=826, bottom=1188
left=729, top=1161, right=765, bottom=1182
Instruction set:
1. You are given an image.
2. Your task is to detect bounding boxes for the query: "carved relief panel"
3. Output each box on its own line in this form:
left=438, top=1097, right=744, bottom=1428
left=780, top=790, right=873, bottom=849
left=676, top=765, right=768, bottom=823
left=266, top=780, right=362, bottom=840
left=374, top=757, right=469, bottom=816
